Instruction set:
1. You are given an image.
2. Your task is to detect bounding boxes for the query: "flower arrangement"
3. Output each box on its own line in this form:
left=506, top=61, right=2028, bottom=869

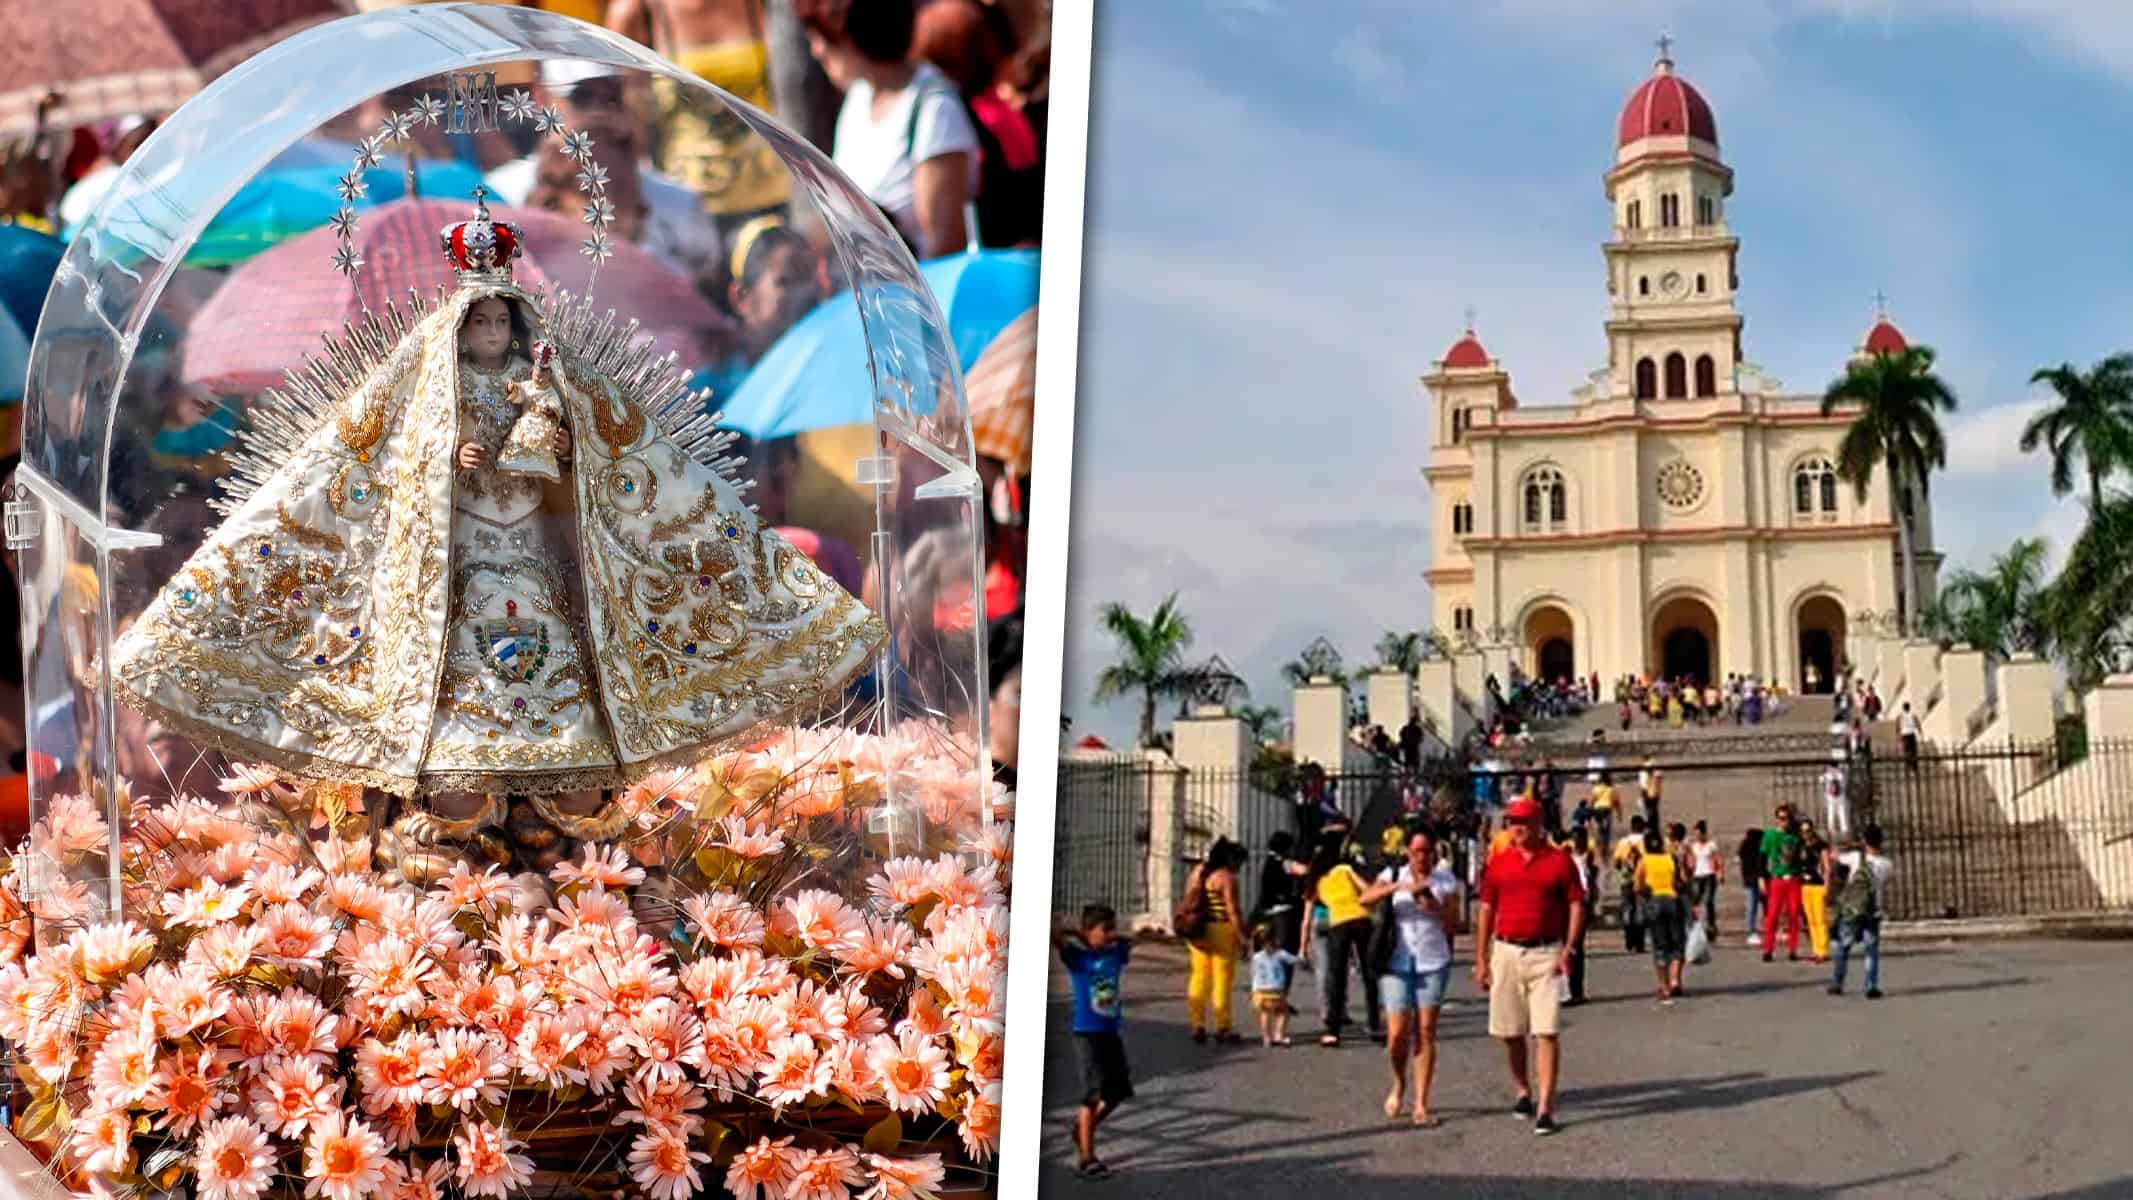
left=0, top=723, right=1011, bottom=1200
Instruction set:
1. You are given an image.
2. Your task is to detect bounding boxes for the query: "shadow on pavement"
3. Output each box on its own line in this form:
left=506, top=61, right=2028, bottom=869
left=1036, top=1151, right=1963, bottom=1198
left=1558, top=1068, right=1879, bottom=1125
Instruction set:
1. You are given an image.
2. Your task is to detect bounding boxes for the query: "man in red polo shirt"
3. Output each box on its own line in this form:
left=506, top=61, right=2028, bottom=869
left=1473, top=794, right=1584, bottom=1135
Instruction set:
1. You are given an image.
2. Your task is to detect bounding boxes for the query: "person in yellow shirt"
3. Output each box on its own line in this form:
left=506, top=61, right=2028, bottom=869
left=1635, top=827, right=1688, bottom=1002
left=1611, top=814, right=1648, bottom=954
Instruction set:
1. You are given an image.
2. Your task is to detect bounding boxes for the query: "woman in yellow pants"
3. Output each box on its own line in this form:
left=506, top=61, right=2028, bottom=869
left=1187, top=839, right=1249, bottom=1043
left=1800, top=825, right=1833, bottom=961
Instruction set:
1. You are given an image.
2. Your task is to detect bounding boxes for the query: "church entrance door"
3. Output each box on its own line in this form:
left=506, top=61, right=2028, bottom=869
left=1523, top=603, right=1576, bottom=684
left=1650, top=594, right=1720, bottom=687
left=1795, top=594, right=1847, bottom=692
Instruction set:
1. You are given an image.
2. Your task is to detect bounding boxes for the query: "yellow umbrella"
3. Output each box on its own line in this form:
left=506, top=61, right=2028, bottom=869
left=963, top=306, right=1036, bottom=474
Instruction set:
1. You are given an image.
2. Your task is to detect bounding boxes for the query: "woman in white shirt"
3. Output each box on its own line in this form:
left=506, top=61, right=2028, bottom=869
left=1374, top=830, right=1461, bottom=1127
left=800, top=0, right=980, bottom=258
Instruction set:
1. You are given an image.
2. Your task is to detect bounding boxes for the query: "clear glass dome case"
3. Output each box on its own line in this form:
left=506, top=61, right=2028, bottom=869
left=7, top=4, right=1001, bottom=1193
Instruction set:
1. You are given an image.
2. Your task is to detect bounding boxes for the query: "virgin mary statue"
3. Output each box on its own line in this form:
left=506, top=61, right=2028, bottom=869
left=110, top=194, right=885, bottom=824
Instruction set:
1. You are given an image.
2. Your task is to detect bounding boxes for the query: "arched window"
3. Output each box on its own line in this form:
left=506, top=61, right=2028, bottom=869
left=1626, top=199, right=1641, bottom=230
left=1634, top=357, right=1657, bottom=400
left=1794, top=456, right=1839, bottom=518
left=1664, top=352, right=1687, bottom=398
left=1451, top=502, right=1473, bottom=535
left=1522, top=466, right=1567, bottom=533
left=1660, top=193, right=1679, bottom=227
left=1696, top=195, right=1715, bottom=225
left=1694, top=354, right=1716, bottom=397
left=1453, top=606, right=1474, bottom=633
left=1695, top=273, right=1707, bottom=294
left=1638, top=275, right=1650, bottom=297
left=1450, top=408, right=1468, bottom=443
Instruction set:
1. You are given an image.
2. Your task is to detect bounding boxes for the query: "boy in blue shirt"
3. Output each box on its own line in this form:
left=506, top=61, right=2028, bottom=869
left=1056, top=903, right=1132, bottom=1178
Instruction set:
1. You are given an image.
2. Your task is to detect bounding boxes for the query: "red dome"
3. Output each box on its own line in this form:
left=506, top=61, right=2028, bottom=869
left=1443, top=332, right=1490, bottom=369
left=1617, top=60, right=1718, bottom=148
left=1864, top=319, right=1908, bottom=355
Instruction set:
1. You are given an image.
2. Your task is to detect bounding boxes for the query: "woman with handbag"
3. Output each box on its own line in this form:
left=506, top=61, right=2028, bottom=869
left=1182, top=837, right=1250, bottom=1044
left=1303, top=837, right=1391, bottom=1047
left=1372, top=830, right=1461, bottom=1125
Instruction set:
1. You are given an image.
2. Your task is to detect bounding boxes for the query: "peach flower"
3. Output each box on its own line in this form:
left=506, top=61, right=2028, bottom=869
left=303, top=1112, right=389, bottom=1200
left=194, top=1114, right=275, bottom=1200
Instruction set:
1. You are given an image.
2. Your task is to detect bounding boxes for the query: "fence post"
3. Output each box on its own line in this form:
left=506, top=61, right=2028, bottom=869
left=1174, top=703, right=1253, bottom=912
left=1367, top=669, right=1413, bottom=736
left=1293, top=677, right=1347, bottom=773
left=1139, top=752, right=1186, bottom=934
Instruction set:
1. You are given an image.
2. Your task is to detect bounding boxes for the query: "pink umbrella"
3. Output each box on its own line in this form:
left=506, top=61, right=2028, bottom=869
left=181, top=197, right=733, bottom=394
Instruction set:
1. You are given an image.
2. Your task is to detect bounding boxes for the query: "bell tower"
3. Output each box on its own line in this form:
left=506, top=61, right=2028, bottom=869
left=1601, top=38, right=1744, bottom=402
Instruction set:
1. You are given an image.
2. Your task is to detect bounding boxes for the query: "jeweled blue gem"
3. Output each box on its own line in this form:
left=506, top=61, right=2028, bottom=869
left=349, top=626, right=361, bottom=637
left=683, top=642, right=697, bottom=654
left=724, top=524, right=740, bottom=538
left=647, top=621, right=659, bottom=632
left=258, top=544, right=272, bottom=556
left=312, top=654, right=327, bottom=665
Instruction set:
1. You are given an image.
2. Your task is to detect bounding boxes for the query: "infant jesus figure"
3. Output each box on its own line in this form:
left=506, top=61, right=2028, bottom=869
left=493, top=337, right=568, bottom=480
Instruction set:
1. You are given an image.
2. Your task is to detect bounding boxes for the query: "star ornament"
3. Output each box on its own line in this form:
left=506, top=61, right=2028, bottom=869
left=335, top=173, right=369, bottom=201
left=380, top=112, right=415, bottom=143
left=501, top=89, right=538, bottom=124
left=534, top=104, right=564, bottom=133
left=329, top=207, right=358, bottom=237
left=413, top=94, right=446, bottom=127
left=560, top=128, right=595, bottom=161
left=333, top=245, right=365, bottom=277
left=580, top=230, right=612, bottom=263
left=353, top=139, right=382, bottom=170
left=583, top=197, right=614, bottom=227
left=577, top=161, right=611, bottom=191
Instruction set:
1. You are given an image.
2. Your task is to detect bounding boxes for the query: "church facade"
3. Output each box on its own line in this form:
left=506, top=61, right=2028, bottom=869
left=1422, top=47, right=1940, bottom=695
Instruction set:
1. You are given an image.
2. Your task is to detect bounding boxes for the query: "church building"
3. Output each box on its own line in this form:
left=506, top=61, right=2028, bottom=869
left=1422, top=44, right=1940, bottom=695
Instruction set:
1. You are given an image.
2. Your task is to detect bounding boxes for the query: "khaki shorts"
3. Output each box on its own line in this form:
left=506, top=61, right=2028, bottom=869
left=1487, top=941, right=1564, bottom=1039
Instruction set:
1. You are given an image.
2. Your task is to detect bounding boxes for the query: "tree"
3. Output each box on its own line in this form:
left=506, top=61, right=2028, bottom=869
left=1934, top=537, right=2049, bottom=660
left=1374, top=630, right=1426, bottom=676
left=2021, top=355, right=2133, bottom=514
left=1821, top=344, right=1958, bottom=637
left=1092, top=594, right=1195, bottom=749
left=1237, top=703, right=1285, bottom=747
left=2042, top=491, right=2133, bottom=690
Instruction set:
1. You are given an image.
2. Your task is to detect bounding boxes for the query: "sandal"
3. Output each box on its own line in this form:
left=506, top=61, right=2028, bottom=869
left=1412, top=1111, right=1441, bottom=1128
left=1319, top=1034, right=1340, bottom=1047
left=1077, top=1159, right=1111, bottom=1179
left=1384, top=1091, right=1403, bottom=1120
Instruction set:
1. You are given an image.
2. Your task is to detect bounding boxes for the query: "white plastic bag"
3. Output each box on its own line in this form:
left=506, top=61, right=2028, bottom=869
left=1686, top=919, right=1712, bottom=965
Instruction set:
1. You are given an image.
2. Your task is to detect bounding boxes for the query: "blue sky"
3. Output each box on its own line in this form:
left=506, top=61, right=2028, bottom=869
left=1060, top=1, right=2133, bottom=747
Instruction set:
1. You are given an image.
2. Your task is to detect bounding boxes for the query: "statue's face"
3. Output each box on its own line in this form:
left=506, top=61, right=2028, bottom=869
left=463, top=298, right=514, bottom=364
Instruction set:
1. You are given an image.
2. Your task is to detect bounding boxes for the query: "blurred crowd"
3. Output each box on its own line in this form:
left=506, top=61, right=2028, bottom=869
left=0, top=0, right=1046, bottom=830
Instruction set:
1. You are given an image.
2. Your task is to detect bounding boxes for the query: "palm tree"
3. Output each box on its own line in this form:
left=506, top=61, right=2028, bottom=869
left=1279, top=657, right=1347, bottom=689
left=1822, top=344, right=1958, bottom=638
left=1374, top=630, right=1426, bottom=676
left=1934, top=537, right=2050, bottom=660
left=2042, top=491, right=2133, bottom=689
left=1092, top=594, right=1195, bottom=749
left=1237, top=703, right=1285, bottom=746
left=2021, top=354, right=2133, bottom=513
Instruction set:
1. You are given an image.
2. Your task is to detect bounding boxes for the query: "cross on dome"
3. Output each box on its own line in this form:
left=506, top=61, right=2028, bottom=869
left=1463, top=303, right=1478, bottom=332
left=1871, top=287, right=1890, bottom=319
left=1655, top=32, right=1674, bottom=70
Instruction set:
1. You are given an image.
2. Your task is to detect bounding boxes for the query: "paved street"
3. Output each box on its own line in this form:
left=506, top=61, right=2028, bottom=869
left=1040, top=934, right=2133, bottom=1198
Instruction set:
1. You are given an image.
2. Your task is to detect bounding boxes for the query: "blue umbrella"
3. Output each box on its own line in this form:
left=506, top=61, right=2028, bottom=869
left=56, top=161, right=491, bottom=268
left=716, top=248, right=1039, bottom=439
left=0, top=224, right=65, bottom=339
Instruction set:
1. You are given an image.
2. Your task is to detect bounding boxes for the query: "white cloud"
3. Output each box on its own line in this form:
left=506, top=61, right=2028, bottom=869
left=1329, top=27, right=1407, bottom=102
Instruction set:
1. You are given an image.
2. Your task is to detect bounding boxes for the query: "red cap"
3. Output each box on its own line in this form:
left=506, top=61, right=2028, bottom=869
left=1504, top=796, right=1542, bottom=822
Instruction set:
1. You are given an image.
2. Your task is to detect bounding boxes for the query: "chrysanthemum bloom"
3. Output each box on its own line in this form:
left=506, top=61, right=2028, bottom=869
left=322, top=875, right=387, bottom=921
left=0, top=878, right=31, bottom=966
left=866, top=857, right=933, bottom=909
left=87, top=1009, right=160, bottom=1107
left=758, top=1031, right=833, bottom=1108
left=786, top=1146, right=867, bottom=1200
left=569, top=934, right=677, bottom=1018
left=249, top=1055, right=338, bottom=1138
left=205, top=839, right=261, bottom=884
left=511, top=1011, right=585, bottom=1090
left=776, top=889, right=866, bottom=955
left=451, top=1120, right=534, bottom=1200
left=218, top=763, right=292, bottom=800
left=773, top=979, right=849, bottom=1042
left=433, top=860, right=521, bottom=909
left=830, top=1036, right=883, bottom=1106
left=958, top=823, right=1013, bottom=868
left=28, top=874, right=90, bottom=922
left=36, top=791, right=111, bottom=857
left=219, top=990, right=276, bottom=1062
left=256, top=901, right=335, bottom=971
left=933, top=958, right=1005, bottom=1035
left=716, top=812, right=786, bottom=858
left=380, top=1157, right=451, bottom=1200
left=487, top=913, right=556, bottom=973
left=373, top=1100, right=420, bottom=1152
left=619, top=1074, right=708, bottom=1139
left=863, top=1152, right=947, bottom=1200
left=896, top=987, right=951, bottom=1041
left=925, top=857, right=1004, bottom=915
left=551, top=842, right=645, bottom=890
left=187, top=922, right=266, bottom=980
left=194, top=1114, right=275, bottom=1200
left=959, top=1080, right=1001, bottom=1161
left=257, top=988, right=339, bottom=1065
left=345, top=933, right=437, bottom=1019
left=163, top=878, right=253, bottom=928
left=624, top=996, right=705, bottom=1083
left=725, top=1135, right=798, bottom=1200
left=69, top=1104, right=134, bottom=1175
left=840, top=979, right=891, bottom=1039
left=20, top=1016, right=77, bottom=1086
left=958, top=1030, right=1005, bottom=1086
left=628, top=1124, right=712, bottom=1200
left=303, top=1112, right=389, bottom=1200
left=159, top=963, right=232, bottom=1037
left=148, top=1045, right=231, bottom=1136
left=564, top=1004, right=627, bottom=1095
left=679, top=890, right=766, bottom=949
left=246, top=863, right=323, bottom=905
left=354, top=1030, right=437, bottom=1111
left=68, top=921, right=155, bottom=983
left=868, top=1028, right=952, bottom=1114
left=842, top=917, right=916, bottom=978
left=423, top=1027, right=508, bottom=1111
